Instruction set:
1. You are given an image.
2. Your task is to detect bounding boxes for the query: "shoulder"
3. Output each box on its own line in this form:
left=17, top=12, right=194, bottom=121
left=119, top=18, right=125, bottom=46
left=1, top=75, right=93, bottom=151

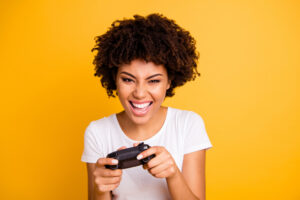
left=82, top=114, right=117, bottom=160
left=168, top=107, right=205, bottom=126
left=168, top=108, right=212, bottom=153
left=169, top=107, right=203, bottom=118
left=88, top=115, right=112, bottom=129
left=167, top=107, right=208, bottom=139
left=84, top=114, right=116, bottom=138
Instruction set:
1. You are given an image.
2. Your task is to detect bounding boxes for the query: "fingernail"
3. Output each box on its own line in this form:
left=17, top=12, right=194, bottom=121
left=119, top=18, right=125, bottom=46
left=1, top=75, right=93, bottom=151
left=112, top=159, right=118, bottom=164
left=137, top=155, right=143, bottom=160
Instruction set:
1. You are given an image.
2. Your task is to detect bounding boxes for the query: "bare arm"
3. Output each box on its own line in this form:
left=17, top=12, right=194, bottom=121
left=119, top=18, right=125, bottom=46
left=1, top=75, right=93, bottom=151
left=166, top=150, right=206, bottom=200
left=87, top=163, right=111, bottom=200
left=183, top=149, right=206, bottom=199
left=86, top=146, right=126, bottom=200
left=87, top=163, right=96, bottom=200
left=139, top=147, right=206, bottom=200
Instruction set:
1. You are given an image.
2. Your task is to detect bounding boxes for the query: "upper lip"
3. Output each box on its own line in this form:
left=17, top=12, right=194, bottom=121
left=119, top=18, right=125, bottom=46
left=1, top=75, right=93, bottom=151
left=129, top=100, right=152, bottom=104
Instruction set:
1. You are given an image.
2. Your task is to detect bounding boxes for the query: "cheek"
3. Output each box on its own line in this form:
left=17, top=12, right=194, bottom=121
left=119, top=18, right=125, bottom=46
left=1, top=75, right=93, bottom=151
left=116, top=80, right=125, bottom=92
left=150, top=85, right=168, bottom=99
left=117, top=82, right=132, bottom=98
left=117, top=90, right=129, bottom=106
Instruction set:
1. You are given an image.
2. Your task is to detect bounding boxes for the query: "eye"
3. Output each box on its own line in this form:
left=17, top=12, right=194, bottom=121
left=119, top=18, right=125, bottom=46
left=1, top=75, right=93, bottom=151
left=122, top=78, right=133, bottom=82
left=149, top=79, right=160, bottom=83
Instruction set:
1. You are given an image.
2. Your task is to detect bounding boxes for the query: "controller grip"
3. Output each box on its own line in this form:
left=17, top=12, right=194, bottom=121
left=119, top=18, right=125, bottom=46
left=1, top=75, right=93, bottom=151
left=105, top=143, right=155, bottom=169
left=141, top=154, right=155, bottom=164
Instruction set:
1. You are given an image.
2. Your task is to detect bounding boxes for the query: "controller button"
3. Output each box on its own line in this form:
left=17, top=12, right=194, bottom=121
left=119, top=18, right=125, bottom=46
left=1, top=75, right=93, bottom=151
left=110, top=152, right=117, bottom=157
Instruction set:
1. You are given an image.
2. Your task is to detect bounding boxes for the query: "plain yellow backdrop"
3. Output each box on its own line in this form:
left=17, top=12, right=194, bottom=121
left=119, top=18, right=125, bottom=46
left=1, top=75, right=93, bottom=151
left=0, top=0, right=299, bottom=199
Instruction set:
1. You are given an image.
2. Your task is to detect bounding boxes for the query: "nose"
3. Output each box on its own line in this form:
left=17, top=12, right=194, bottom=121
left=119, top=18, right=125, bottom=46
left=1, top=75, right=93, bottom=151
left=132, top=82, right=147, bottom=99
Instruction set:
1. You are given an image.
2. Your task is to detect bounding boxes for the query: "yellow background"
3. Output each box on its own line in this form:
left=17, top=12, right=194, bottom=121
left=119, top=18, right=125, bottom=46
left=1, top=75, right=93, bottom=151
left=0, top=0, right=299, bottom=199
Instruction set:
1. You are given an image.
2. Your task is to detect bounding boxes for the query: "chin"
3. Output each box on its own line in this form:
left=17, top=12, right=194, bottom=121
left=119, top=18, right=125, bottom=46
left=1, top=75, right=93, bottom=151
left=130, top=115, right=152, bottom=125
left=126, top=107, right=159, bottom=126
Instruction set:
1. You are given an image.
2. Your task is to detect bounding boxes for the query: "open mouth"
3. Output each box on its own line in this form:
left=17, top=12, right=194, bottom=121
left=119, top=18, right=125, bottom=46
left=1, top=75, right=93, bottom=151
left=129, top=101, right=153, bottom=116
left=129, top=101, right=153, bottom=109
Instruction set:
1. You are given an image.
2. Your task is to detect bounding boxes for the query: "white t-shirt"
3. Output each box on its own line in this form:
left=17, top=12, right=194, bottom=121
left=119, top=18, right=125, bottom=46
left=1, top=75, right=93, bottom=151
left=81, top=107, right=212, bottom=200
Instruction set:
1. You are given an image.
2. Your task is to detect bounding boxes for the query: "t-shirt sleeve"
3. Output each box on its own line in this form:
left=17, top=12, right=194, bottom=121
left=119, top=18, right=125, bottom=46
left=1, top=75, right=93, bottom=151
left=81, top=122, right=104, bottom=163
left=183, top=111, right=213, bottom=154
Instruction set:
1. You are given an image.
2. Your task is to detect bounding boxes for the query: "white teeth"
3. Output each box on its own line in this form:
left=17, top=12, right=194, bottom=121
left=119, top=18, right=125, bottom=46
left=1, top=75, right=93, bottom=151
left=132, top=102, right=151, bottom=109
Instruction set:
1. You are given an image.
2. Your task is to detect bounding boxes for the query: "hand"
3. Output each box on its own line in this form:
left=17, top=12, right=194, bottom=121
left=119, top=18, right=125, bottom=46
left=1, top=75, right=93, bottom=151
left=136, top=146, right=179, bottom=179
left=93, top=146, right=126, bottom=193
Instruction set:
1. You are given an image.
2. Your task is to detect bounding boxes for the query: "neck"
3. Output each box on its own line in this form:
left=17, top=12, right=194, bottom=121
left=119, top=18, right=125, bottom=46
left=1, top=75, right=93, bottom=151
left=117, top=106, right=168, bottom=141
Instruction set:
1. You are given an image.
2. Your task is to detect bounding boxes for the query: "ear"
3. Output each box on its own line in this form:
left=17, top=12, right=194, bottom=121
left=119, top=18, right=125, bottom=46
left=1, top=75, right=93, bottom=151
left=166, top=79, right=171, bottom=90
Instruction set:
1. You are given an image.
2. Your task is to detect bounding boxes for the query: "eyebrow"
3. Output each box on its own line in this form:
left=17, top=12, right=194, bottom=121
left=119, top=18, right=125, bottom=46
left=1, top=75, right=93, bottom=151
left=120, top=72, right=163, bottom=80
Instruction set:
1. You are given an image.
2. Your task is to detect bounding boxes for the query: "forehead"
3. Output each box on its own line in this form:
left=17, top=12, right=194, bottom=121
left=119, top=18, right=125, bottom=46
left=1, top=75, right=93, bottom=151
left=117, top=59, right=167, bottom=77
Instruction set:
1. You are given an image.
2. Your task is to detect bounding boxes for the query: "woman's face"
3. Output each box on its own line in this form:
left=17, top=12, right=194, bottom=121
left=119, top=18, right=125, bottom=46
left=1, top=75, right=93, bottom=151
left=116, top=59, right=170, bottom=125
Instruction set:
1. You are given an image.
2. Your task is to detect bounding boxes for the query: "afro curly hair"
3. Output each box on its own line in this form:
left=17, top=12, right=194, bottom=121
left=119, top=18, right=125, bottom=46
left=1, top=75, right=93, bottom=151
left=91, top=13, right=200, bottom=97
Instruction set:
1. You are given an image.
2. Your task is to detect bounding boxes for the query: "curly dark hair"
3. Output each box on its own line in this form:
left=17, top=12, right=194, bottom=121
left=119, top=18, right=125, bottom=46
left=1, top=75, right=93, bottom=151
left=91, top=13, right=200, bottom=97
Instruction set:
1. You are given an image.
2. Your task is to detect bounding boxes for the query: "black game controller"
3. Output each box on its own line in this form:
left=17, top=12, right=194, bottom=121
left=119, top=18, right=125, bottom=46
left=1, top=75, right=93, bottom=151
left=105, top=142, right=155, bottom=170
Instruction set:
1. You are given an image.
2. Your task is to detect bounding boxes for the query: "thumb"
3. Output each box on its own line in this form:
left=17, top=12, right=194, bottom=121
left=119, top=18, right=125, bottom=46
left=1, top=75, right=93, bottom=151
left=133, top=142, right=141, bottom=147
left=117, top=146, right=127, bottom=151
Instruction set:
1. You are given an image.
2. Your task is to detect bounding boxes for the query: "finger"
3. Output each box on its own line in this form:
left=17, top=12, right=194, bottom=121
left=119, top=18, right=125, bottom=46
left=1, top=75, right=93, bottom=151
left=96, top=158, right=118, bottom=167
left=152, top=170, right=170, bottom=178
left=154, top=166, right=177, bottom=178
left=97, top=183, right=120, bottom=193
left=137, top=146, right=161, bottom=160
left=95, top=176, right=122, bottom=185
left=93, top=167, right=122, bottom=177
left=133, top=142, right=140, bottom=147
left=143, top=164, right=147, bottom=170
left=98, top=168, right=122, bottom=177
left=142, top=153, right=163, bottom=170
left=117, top=146, right=127, bottom=150
left=143, top=152, right=169, bottom=170
left=145, top=151, right=167, bottom=168
left=148, top=160, right=172, bottom=175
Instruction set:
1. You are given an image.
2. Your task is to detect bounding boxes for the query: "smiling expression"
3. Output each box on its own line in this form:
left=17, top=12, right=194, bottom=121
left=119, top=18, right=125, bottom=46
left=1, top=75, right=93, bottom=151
left=116, top=59, right=170, bottom=125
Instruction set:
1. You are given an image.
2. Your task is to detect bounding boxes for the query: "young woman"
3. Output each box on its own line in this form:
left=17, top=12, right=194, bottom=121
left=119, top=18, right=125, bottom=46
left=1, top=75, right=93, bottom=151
left=81, top=13, right=212, bottom=200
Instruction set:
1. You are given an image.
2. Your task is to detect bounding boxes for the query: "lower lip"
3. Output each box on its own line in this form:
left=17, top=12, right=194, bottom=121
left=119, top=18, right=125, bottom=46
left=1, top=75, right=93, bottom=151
left=129, top=102, right=152, bottom=117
